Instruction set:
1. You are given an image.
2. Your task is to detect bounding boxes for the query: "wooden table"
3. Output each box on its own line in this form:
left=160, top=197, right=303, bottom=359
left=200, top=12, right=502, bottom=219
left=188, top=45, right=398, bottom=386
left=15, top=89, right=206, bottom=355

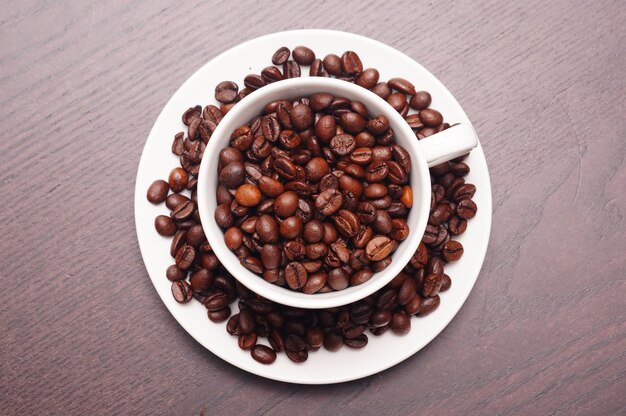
left=1, top=1, right=624, bottom=414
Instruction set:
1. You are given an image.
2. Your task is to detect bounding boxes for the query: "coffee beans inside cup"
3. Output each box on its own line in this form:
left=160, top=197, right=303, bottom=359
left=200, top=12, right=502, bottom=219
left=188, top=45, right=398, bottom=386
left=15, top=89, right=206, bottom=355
left=214, top=94, right=413, bottom=293
left=146, top=45, right=477, bottom=364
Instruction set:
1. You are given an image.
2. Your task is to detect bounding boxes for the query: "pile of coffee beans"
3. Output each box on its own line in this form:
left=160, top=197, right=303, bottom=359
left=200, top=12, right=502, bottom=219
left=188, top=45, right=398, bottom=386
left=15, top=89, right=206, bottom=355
left=214, top=94, right=413, bottom=293
left=146, top=46, right=477, bottom=364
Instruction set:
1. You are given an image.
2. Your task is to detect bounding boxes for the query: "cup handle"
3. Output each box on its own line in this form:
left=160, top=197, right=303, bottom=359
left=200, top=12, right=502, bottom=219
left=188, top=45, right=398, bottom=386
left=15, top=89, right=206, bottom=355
left=418, top=124, right=478, bottom=167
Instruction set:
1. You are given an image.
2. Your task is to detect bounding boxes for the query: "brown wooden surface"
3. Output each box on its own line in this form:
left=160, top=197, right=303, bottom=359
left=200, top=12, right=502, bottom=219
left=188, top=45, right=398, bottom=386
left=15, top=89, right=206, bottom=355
left=1, top=1, right=625, bottom=415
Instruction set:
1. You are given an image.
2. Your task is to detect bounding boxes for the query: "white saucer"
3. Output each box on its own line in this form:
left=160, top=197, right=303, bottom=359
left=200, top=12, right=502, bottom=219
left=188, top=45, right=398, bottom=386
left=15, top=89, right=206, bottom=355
left=134, top=29, right=492, bottom=384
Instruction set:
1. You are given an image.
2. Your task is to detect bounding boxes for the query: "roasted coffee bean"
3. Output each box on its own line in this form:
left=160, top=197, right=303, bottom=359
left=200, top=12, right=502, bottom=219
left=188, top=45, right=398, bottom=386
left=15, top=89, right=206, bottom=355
left=285, top=334, right=306, bottom=353
left=243, top=74, right=266, bottom=91
left=286, top=349, right=308, bottom=363
left=387, top=92, right=407, bottom=113
left=418, top=295, right=440, bottom=316
left=453, top=183, right=476, bottom=202
left=355, top=131, right=375, bottom=148
left=373, top=210, right=393, bottom=234
left=409, top=91, right=432, bottom=110
left=223, top=227, right=243, bottom=250
left=332, top=210, right=361, bottom=237
left=257, top=175, right=284, bottom=198
left=215, top=81, right=238, bottom=104
left=296, top=199, right=314, bottom=223
left=303, top=272, right=327, bottom=294
left=390, top=312, right=411, bottom=335
left=280, top=216, right=303, bottom=239
left=272, top=46, right=290, bottom=65
left=365, top=160, right=388, bottom=183
left=387, top=161, right=407, bottom=184
left=303, top=219, right=325, bottom=243
left=171, top=200, right=195, bottom=221
left=305, top=157, right=329, bottom=182
left=267, top=329, right=285, bottom=352
left=273, top=191, right=298, bottom=218
left=430, top=202, right=453, bottom=225
left=155, top=215, right=177, bottom=236
left=302, top=260, right=323, bottom=274
left=442, top=240, right=464, bottom=262
left=256, top=214, right=279, bottom=243
left=237, top=309, right=256, bottom=335
left=457, top=198, right=477, bottom=219
left=173, top=244, right=195, bottom=271
left=388, top=201, right=408, bottom=218
left=352, top=226, right=373, bottom=249
left=204, top=291, right=230, bottom=312
left=235, top=184, right=262, bottom=207
left=344, top=334, right=368, bottom=348
left=340, top=51, right=363, bottom=74
left=226, top=314, right=240, bottom=335
left=293, top=46, right=316, bottom=65
left=440, top=274, right=452, bottom=292
left=285, top=262, right=307, bottom=289
left=355, top=68, right=379, bottom=89
left=147, top=180, right=169, bottom=204
left=426, top=256, right=445, bottom=277
left=321, top=54, right=342, bottom=75
left=185, top=225, right=205, bottom=247
left=350, top=147, right=373, bottom=165
left=238, top=333, right=257, bottom=350
left=251, top=345, right=277, bottom=364
left=357, top=202, right=376, bottom=224
left=182, top=105, right=201, bottom=126
left=171, top=280, right=193, bottom=303
left=389, top=218, right=409, bottom=241
left=419, top=108, right=443, bottom=127
left=370, top=82, right=391, bottom=99
left=309, top=59, right=328, bottom=77
left=448, top=216, right=467, bottom=235
left=230, top=126, right=253, bottom=151
left=261, top=66, right=284, bottom=83
left=370, top=310, right=392, bottom=328
left=166, top=264, right=185, bottom=282
left=401, top=185, right=413, bottom=208
left=172, top=132, right=185, bottom=156
left=304, top=326, right=324, bottom=350
left=189, top=269, right=213, bottom=292
left=314, top=114, right=337, bottom=142
left=274, top=157, right=297, bottom=179
left=450, top=162, right=470, bottom=177
left=168, top=167, right=188, bottom=193
left=315, top=189, right=344, bottom=216
left=290, top=103, right=314, bottom=131
left=397, top=277, right=417, bottom=305
left=365, top=236, right=393, bottom=261
left=330, top=134, right=356, bottom=156
left=219, top=161, right=246, bottom=189
left=323, top=331, right=344, bottom=352
left=422, top=273, right=443, bottom=297
left=366, top=115, right=389, bottom=136
left=338, top=112, right=366, bottom=134
left=207, top=307, right=231, bottom=323
left=305, top=242, right=327, bottom=260
left=388, top=77, right=416, bottom=95
left=277, top=130, right=301, bottom=150
left=283, top=60, right=301, bottom=78
left=351, top=268, right=373, bottom=285
left=328, top=268, right=349, bottom=290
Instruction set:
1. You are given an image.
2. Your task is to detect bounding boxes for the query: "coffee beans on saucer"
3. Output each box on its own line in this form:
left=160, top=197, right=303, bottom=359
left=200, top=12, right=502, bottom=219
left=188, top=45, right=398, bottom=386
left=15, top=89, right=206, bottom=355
left=146, top=46, right=477, bottom=364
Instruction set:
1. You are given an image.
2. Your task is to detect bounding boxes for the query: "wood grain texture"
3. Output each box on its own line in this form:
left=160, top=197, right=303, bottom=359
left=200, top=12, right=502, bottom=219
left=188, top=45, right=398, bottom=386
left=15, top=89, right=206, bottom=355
left=1, top=1, right=624, bottom=415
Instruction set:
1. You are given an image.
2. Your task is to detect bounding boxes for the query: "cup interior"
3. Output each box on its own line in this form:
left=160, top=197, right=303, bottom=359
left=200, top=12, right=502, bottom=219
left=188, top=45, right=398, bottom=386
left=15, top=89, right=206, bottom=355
left=198, top=77, right=431, bottom=309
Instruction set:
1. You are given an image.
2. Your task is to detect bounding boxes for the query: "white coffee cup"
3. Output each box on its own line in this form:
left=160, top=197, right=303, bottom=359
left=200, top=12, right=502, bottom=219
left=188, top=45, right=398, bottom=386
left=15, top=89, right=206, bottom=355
left=198, top=77, right=476, bottom=309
